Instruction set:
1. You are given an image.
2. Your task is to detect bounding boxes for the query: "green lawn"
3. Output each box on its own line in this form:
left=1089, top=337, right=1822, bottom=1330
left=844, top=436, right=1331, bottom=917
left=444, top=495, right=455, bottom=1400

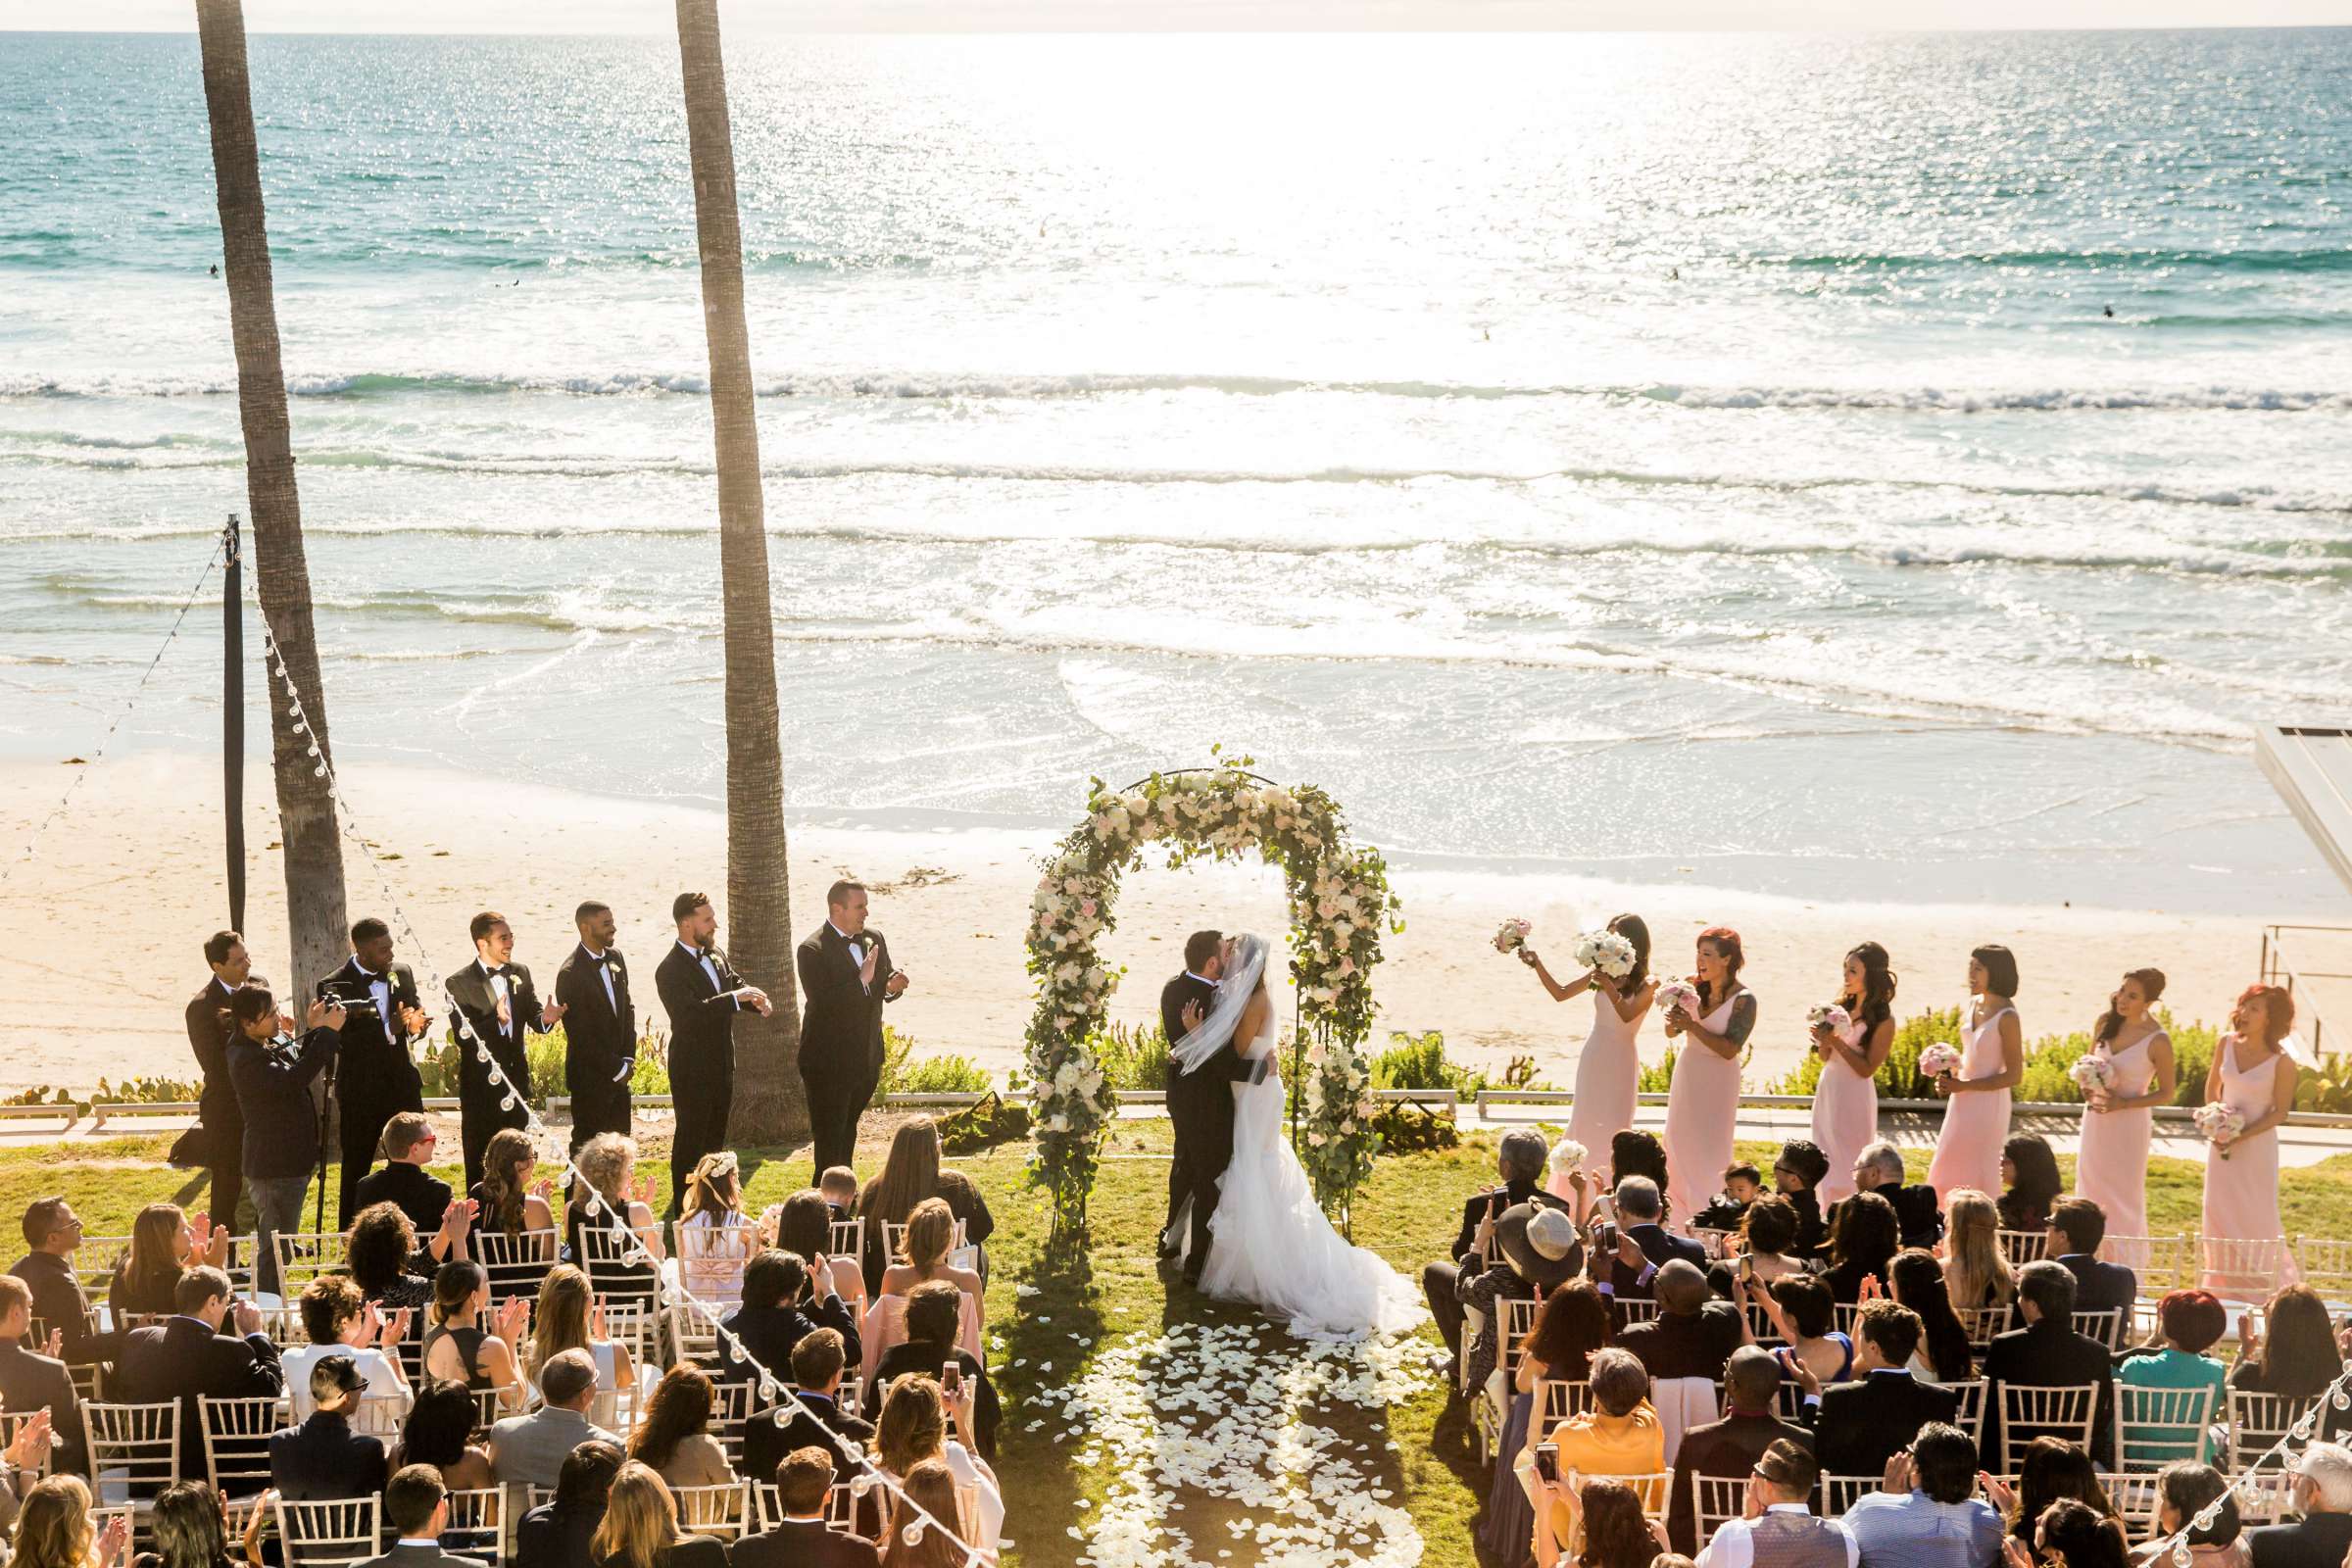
left=23, top=1125, right=2352, bottom=1568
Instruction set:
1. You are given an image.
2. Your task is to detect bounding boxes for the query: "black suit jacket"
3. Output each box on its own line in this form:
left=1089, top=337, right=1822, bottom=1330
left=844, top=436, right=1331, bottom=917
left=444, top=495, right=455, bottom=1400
left=1608, top=1222, right=1707, bottom=1299
left=1859, top=1181, right=1945, bottom=1250
left=116, top=1315, right=284, bottom=1484
left=746, top=1392, right=876, bottom=1496
left=1618, top=1302, right=1744, bottom=1382
left=1812, top=1370, right=1962, bottom=1477
left=318, top=956, right=425, bottom=1111
left=717, top=1299, right=862, bottom=1392
left=351, top=1161, right=453, bottom=1242
left=555, top=945, right=636, bottom=1083
left=515, top=1502, right=599, bottom=1568
left=2247, top=1511, right=2352, bottom=1568
left=1669, top=1409, right=1813, bottom=1553
left=225, top=1027, right=341, bottom=1180
left=729, top=1519, right=882, bottom=1568
left=445, top=958, right=550, bottom=1098
left=1159, top=972, right=1254, bottom=1103
left=0, top=1341, right=85, bottom=1475
left=658, top=942, right=744, bottom=1059
left=185, top=979, right=242, bottom=1142
left=796, top=924, right=894, bottom=1086
left=1981, top=1320, right=2116, bottom=1469
left=8, top=1251, right=106, bottom=1367
left=2057, top=1254, right=2137, bottom=1323
left=1448, top=1180, right=1571, bottom=1263
left=269, top=1410, right=387, bottom=1500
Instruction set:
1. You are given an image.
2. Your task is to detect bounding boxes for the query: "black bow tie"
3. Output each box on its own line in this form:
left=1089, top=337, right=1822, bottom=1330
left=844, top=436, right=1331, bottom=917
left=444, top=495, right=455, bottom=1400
left=484, top=964, right=508, bottom=977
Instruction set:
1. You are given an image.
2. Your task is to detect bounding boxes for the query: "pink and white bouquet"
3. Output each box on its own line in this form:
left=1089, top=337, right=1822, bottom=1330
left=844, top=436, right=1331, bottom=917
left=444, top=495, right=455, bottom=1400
left=2194, top=1101, right=2246, bottom=1156
left=1808, top=1003, right=1852, bottom=1034
left=1570, top=928, right=1638, bottom=980
left=1656, top=979, right=1702, bottom=1016
left=1547, top=1137, right=1588, bottom=1178
left=1917, top=1042, right=1963, bottom=1079
left=2071, top=1054, right=2115, bottom=1102
left=1494, top=917, right=1532, bottom=955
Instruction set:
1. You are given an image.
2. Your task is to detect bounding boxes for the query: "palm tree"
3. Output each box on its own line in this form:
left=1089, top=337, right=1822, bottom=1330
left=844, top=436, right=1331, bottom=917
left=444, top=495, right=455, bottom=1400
left=674, top=0, right=805, bottom=1140
left=193, top=0, right=349, bottom=994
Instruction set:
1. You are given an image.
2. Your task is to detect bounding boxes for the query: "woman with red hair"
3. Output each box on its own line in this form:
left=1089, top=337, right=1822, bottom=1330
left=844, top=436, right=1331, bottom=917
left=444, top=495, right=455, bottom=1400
left=1659, top=927, right=1752, bottom=1223
left=2200, top=984, right=2301, bottom=1293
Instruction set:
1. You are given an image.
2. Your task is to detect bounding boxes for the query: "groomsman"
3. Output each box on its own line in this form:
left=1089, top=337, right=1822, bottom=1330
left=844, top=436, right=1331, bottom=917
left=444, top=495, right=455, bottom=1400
left=445, top=911, right=566, bottom=1191
left=555, top=901, right=636, bottom=1152
left=186, top=929, right=252, bottom=1227
left=655, top=892, right=770, bottom=1210
left=318, top=918, right=430, bottom=1229
left=798, top=881, right=909, bottom=1178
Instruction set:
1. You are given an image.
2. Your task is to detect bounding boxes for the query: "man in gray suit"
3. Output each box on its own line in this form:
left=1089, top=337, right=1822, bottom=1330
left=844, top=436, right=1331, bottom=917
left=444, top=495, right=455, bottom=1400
left=0, top=1276, right=82, bottom=1475
left=356, top=1465, right=487, bottom=1568
left=487, top=1350, right=618, bottom=1490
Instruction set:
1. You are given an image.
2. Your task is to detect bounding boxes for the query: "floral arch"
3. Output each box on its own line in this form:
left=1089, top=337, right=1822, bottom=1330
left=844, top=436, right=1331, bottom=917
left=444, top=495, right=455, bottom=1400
left=1024, top=755, right=1401, bottom=1235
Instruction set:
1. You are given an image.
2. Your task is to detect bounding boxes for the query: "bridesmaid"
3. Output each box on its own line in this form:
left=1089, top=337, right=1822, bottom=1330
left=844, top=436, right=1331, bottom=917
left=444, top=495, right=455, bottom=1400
left=1661, top=926, right=1753, bottom=1224
left=1926, top=945, right=2023, bottom=1203
left=2201, top=984, right=2303, bottom=1296
left=1811, top=941, right=1897, bottom=1206
left=2074, top=967, right=2177, bottom=1261
left=1521, top=913, right=1655, bottom=1171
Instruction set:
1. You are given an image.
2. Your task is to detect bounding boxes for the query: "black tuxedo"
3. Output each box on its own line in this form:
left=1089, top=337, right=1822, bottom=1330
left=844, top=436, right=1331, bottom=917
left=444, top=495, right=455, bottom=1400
left=185, top=978, right=245, bottom=1225
left=556, top=944, right=635, bottom=1152
left=446, top=957, right=553, bottom=1189
left=1668, top=1408, right=1813, bottom=1553
left=796, top=923, right=897, bottom=1176
left=115, top=1314, right=284, bottom=1486
left=657, top=940, right=746, bottom=1206
left=1980, top=1319, right=2117, bottom=1470
left=1810, top=1369, right=1961, bottom=1477
left=730, top=1518, right=882, bottom=1568
left=1159, top=970, right=1257, bottom=1274
left=318, top=956, right=426, bottom=1228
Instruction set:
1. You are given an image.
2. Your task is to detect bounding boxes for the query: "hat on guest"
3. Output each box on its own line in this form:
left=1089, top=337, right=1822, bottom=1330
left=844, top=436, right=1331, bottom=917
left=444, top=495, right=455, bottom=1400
left=1496, top=1202, right=1581, bottom=1291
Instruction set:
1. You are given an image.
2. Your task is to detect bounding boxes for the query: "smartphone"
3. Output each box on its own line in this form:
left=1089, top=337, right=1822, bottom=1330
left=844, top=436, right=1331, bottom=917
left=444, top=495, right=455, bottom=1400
left=1489, top=1190, right=1509, bottom=1218
left=1534, top=1443, right=1560, bottom=1485
left=1737, top=1254, right=1754, bottom=1284
left=942, top=1361, right=964, bottom=1398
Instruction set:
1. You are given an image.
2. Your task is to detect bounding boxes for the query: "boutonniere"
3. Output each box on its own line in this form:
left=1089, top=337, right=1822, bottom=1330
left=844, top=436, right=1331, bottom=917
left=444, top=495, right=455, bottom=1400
left=607, top=961, right=622, bottom=978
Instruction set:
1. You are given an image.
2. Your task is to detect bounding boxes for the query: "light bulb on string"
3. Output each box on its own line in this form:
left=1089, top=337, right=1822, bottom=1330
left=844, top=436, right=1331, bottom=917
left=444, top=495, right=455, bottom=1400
left=902, top=1522, right=925, bottom=1546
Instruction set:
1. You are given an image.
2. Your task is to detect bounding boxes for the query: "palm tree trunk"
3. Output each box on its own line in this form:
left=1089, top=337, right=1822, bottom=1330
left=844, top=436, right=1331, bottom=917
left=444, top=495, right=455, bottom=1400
left=194, top=0, right=349, bottom=995
left=674, top=0, right=805, bottom=1142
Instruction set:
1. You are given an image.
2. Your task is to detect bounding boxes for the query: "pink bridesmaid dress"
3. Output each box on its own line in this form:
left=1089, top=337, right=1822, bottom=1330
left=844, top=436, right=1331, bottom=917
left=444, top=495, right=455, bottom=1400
left=1811, top=1017, right=1877, bottom=1206
left=1663, top=989, right=1745, bottom=1222
left=2201, top=1038, right=2299, bottom=1295
left=2074, top=1030, right=2161, bottom=1258
left=1567, top=988, right=1642, bottom=1179
left=1926, top=1003, right=2013, bottom=1202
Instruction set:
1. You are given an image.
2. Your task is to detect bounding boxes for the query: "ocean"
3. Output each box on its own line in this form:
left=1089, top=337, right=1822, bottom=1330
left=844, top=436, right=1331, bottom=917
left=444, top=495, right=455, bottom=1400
left=5, top=28, right=2351, bottom=914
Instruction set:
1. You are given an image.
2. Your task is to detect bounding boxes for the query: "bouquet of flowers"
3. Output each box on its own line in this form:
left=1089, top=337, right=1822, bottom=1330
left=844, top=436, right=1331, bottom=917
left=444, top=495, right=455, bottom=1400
left=1807, top=1003, right=1852, bottom=1034
left=1656, top=979, right=1702, bottom=1016
left=1569, top=928, right=1637, bottom=979
left=1547, top=1137, right=1588, bottom=1180
left=1494, top=917, right=1532, bottom=955
left=1917, top=1042, right=1963, bottom=1079
left=2070, top=1054, right=2115, bottom=1101
left=2193, top=1101, right=2247, bottom=1156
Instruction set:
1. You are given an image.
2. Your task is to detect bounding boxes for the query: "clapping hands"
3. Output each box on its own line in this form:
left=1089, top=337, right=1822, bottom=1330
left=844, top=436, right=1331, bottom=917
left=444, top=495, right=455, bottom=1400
left=3, top=1409, right=52, bottom=1470
left=492, top=1295, right=530, bottom=1345
left=191, top=1213, right=231, bottom=1269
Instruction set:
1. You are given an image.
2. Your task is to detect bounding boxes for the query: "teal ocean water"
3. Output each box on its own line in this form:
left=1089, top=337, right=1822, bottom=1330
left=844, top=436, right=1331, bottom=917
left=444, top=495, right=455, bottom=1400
left=4, top=29, right=2350, bottom=912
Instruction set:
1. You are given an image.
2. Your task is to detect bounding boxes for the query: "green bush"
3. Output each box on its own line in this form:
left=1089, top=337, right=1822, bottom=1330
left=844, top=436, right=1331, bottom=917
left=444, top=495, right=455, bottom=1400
left=1368, top=1030, right=1547, bottom=1102
left=1767, top=1005, right=2227, bottom=1106
left=1091, top=1020, right=1170, bottom=1091
left=874, top=1026, right=991, bottom=1097
left=1638, top=1048, right=1677, bottom=1095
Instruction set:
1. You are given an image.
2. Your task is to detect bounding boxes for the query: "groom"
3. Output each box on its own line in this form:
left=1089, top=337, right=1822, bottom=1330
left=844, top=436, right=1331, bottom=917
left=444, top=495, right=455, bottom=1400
left=1157, top=929, right=1265, bottom=1284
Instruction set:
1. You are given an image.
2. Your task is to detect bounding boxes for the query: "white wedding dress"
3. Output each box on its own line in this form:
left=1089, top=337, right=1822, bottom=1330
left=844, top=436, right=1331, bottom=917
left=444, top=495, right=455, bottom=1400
left=1194, top=1009, right=1425, bottom=1339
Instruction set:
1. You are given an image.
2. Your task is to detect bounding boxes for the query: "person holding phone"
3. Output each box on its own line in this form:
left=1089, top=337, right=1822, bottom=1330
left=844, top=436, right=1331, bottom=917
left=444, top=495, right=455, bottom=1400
left=224, top=982, right=344, bottom=1297
left=1424, top=1129, right=1560, bottom=1382
left=862, top=1280, right=998, bottom=1459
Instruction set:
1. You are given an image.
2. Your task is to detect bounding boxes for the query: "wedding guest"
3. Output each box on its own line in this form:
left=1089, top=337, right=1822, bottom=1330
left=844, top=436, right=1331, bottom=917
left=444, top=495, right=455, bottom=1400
left=1706, top=1195, right=1807, bottom=1300
left=1840, top=1423, right=2005, bottom=1568
left=2202, top=985, right=2303, bottom=1295
left=2075, top=969, right=2176, bottom=1258
left=627, top=1365, right=735, bottom=1490
left=420, top=1258, right=529, bottom=1410
left=515, top=1439, right=624, bottom=1568
left=2047, top=1199, right=2134, bottom=1330
left=113, top=1266, right=283, bottom=1484
left=762, top=1189, right=867, bottom=1319
left=1518, top=913, right=1655, bottom=1172
left=526, top=1264, right=637, bottom=1430
left=1983, top=1441, right=2123, bottom=1564
left=12, top=1198, right=106, bottom=1367
left=1661, top=928, right=1754, bottom=1222
left=11, top=1477, right=130, bottom=1568
left=874, top=1374, right=1003, bottom=1557
left=468, top=1126, right=558, bottom=1297
left=1620, top=1260, right=1742, bottom=1383
left=489, top=1349, right=621, bottom=1490
left=567, top=1133, right=665, bottom=1310
left=1744, top=1275, right=1852, bottom=1386
left=348, top=1112, right=457, bottom=1256
left=1979, top=1261, right=2115, bottom=1472
left=1820, top=1192, right=1900, bottom=1304
left=2228, top=1284, right=2343, bottom=1402
left=283, top=1275, right=411, bottom=1423
left=1692, top=1439, right=1850, bottom=1568
left=134, top=1480, right=239, bottom=1568
left=1690, top=1164, right=1763, bottom=1236
left=1460, top=1203, right=1580, bottom=1410
left=1942, top=1190, right=2018, bottom=1311
left=1428, top=1129, right=1559, bottom=1379
left=269, top=1354, right=389, bottom=1500
left=1536, top=1349, right=1667, bottom=1561
left=2244, top=1443, right=2352, bottom=1568
left=720, top=1249, right=862, bottom=1393
left=359, top=1465, right=488, bottom=1568
left=677, top=1151, right=755, bottom=1304
left=347, top=1201, right=437, bottom=1320
left=1886, top=1250, right=1976, bottom=1383
left=1811, top=1302, right=1961, bottom=1477
left=185, top=930, right=251, bottom=1231
left=857, top=1120, right=994, bottom=1298
left=2116, top=1290, right=2229, bottom=1464
left=730, top=1446, right=882, bottom=1568
left=1597, top=1176, right=1704, bottom=1304
left=1927, top=947, right=2023, bottom=1204
left=387, top=1378, right=494, bottom=1492
left=1608, top=1131, right=1673, bottom=1221
left=819, top=1167, right=859, bottom=1216
left=1487, top=1278, right=1615, bottom=1563
left=589, top=1461, right=733, bottom=1568
left=556, top=901, right=637, bottom=1153
left=2035, top=1500, right=2132, bottom=1568
left=446, top=910, right=565, bottom=1191
left=2147, top=1463, right=2248, bottom=1568
left=319, top=916, right=431, bottom=1230
left=1540, top=1476, right=1671, bottom=1568
left=1997, top=1135, right=2063, bottom=1238
left=107, top=1201, right=228, bottom=1323
left=0, top=1276, right=84, bottom=1475
left=798, top=880, right=910, bottom=1178
left=865, top=1280, right=999, bottom=1459
left=1771, top=1142, right=1832, bottom=1257
left=1849, top=1141, right=1943, bottom=1251
left=657, top=892, right=772, bottom=1209
left=751, top=1328, right=874, bottom=1491
left=879, top=1199, right=983, bottom=1306
left=877, top=1459, right=965, bottom=1568
left=1812, top=942, right=1898, bottom=1207
left=1667, top=1348, right=1812, bottom=1555
left=220, top=983, right=342, bottom=1295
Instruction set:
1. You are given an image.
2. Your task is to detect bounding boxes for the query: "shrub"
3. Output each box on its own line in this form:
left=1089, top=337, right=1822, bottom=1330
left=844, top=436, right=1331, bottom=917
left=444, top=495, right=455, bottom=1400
left=874, top=1025, right=992, bottom=1096
left=1092, top=1020, right=1170, bottom=1092
left=1767, top=1005, right=2225, bottom=1106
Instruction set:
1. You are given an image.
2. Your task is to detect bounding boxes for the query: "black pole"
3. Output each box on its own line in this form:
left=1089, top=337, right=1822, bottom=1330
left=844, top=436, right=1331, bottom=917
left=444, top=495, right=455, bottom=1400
left=222, top=514, right=246, bottom=933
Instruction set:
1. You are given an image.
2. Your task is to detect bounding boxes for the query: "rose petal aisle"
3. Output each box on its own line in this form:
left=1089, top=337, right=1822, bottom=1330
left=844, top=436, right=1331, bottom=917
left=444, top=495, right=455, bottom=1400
left=1025, top=1320, right=1448, bottom=1568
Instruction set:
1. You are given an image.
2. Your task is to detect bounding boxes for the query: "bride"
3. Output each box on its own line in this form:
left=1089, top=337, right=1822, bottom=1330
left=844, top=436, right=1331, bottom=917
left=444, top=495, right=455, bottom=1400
left=1170, top=932, right=1425, bottom=1338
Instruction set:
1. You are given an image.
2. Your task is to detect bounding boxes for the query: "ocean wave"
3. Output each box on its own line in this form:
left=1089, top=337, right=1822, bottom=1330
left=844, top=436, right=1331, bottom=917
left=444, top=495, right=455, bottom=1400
left=1767, top=246, right=2352, bottom=274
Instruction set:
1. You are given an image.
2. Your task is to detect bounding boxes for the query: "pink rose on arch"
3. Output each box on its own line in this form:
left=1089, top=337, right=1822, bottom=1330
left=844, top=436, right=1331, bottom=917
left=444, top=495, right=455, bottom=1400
left=1079, top=899, right=1098, bottom=917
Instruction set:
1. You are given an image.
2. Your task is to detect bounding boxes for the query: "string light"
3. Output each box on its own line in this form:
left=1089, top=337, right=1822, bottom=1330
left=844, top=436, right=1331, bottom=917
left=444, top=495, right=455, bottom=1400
left=243, top=583, right=983, bottom=1561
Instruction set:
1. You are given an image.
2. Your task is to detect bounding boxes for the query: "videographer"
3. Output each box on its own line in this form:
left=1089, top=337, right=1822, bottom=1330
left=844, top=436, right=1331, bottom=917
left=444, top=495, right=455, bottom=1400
left=225, top=982, right=344, bottom=1297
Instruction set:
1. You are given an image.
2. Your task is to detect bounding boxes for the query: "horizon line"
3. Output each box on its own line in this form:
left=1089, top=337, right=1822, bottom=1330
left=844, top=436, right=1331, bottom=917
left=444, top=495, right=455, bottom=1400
left=10, top=20, right=2352, bottom=33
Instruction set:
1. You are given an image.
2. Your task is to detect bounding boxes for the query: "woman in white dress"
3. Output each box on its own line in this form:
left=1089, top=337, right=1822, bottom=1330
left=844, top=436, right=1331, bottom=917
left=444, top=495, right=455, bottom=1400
left=1518, top=914, right=1655, bottom=1172
left=1182, top=933, right=1424, bottom=1338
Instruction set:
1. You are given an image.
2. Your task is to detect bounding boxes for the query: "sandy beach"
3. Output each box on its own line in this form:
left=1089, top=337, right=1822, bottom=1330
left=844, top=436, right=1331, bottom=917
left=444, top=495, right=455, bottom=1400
left=0, top=750, right=2306, bottom=1098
